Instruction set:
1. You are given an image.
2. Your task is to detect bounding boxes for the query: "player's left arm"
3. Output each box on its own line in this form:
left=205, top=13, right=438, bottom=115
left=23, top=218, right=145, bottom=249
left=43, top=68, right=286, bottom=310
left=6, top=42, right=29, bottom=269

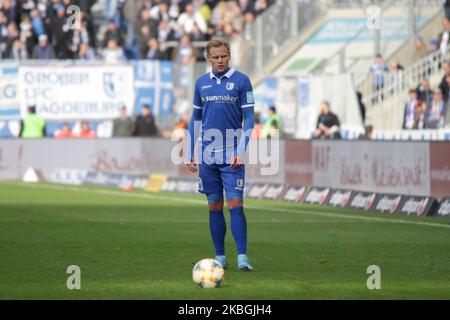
left=232, top=76, right=255, bottom=168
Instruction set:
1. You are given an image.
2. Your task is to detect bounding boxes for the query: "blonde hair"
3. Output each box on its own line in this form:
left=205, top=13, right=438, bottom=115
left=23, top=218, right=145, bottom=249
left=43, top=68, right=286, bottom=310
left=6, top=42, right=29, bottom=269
left=206, top=37, right=231, bottom=57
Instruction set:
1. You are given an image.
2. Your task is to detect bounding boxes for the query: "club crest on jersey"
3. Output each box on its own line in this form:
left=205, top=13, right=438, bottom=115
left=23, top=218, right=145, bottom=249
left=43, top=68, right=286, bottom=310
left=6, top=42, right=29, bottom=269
left=226, top=82, right=235, bottom=91
left=236, top=179, right=244, bottom=188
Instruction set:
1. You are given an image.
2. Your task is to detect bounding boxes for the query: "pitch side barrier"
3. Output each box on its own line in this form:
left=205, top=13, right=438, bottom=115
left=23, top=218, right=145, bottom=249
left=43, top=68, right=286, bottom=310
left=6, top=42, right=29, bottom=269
left=0, top=138, right=449, bottom=211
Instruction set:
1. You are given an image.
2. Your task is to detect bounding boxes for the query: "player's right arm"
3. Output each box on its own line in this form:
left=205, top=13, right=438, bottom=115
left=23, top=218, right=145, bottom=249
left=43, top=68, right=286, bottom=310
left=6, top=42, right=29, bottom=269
left=187, top=80, right=202, bottom=173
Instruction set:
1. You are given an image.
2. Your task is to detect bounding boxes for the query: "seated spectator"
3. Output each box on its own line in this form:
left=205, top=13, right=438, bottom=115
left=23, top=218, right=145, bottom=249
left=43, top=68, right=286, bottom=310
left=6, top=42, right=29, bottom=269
left=358, top=125, right=373, bottom=140
left=11, top=39, right=28, bottom=60
left=172, top=34, right=198, bottom=64
left=133, top=104, right=160, bottom=137
left=172, top=115, right=189, bottom=143
left=33, top=34, right=54, bottom=60
left=76, top=121, right=96, bottom=138
left=251, top=113, right=264, bottom=140
left=425, top=90, right=447, bottom=129
left=78, top=42, right=97, bottom=60
left=102, top=39, right=126, bottom=63
left=146, top=38, right=166, bottom=60
left=417, top=79, right=434, bottom=106
left=403, top=89, right=420, bottom=130
left=314, top=101, right=341, bottom=139
left=414, top=102, right=427, bottom=130
left=54, top=123, right=74, bottom=138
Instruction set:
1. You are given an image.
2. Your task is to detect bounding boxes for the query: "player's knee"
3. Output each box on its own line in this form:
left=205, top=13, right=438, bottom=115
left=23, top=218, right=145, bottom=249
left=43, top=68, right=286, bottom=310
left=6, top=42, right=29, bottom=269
left=227, top=198, right=243, bottom=209
left=208, top=201, right=224, bottom=211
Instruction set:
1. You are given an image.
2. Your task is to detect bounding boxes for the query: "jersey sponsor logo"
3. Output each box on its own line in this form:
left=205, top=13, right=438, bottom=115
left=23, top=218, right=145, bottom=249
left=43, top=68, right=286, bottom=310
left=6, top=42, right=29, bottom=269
left=226, top=82, right=235, bottom=91
left=246, top=91, right=254, bottom=104
left=204, top=95, right=238, bottom=103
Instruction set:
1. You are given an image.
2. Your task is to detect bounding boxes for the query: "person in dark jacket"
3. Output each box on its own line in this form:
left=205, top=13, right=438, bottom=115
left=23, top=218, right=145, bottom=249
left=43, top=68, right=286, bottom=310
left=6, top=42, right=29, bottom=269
left=313, top=100, right=341, bottom=139
left=133, top=104, right=160, bottom=137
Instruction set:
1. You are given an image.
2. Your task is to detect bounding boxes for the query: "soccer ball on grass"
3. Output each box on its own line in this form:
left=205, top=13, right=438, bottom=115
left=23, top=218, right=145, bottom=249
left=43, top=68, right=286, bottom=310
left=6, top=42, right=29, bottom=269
left=192, top=258, right=224, bottom=288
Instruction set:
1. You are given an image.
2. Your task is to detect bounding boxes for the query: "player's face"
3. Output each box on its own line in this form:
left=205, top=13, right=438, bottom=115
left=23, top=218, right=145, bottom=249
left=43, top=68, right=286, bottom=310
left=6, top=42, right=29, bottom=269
left=207, top=45, right=230, bottom=73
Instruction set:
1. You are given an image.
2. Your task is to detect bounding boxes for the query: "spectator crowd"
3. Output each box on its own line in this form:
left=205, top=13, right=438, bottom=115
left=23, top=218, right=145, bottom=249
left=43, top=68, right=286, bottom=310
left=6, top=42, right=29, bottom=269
left=0, top=0, right=274, bottom=62
left=366, top=14, right=450, bottom=132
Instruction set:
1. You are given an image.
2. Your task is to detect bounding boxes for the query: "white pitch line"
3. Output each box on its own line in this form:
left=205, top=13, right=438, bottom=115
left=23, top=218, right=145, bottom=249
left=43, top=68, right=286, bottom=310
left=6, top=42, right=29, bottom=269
left=3, top=182, right=450, bottom=229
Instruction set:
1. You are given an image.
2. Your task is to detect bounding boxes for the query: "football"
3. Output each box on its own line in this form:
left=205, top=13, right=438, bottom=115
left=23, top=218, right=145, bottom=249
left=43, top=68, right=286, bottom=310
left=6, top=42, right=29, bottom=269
left=192, top=258, right=225, bottom=288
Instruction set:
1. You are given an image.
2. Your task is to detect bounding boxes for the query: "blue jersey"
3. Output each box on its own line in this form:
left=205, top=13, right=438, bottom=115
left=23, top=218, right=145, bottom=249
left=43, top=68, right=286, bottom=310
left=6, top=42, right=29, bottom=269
left=193, top=67, right=255, bottom=157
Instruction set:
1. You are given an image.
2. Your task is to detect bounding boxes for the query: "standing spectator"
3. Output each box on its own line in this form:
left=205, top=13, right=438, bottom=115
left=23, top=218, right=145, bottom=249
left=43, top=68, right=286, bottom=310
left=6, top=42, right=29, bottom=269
left=54, top=123, right=74, bottom=138
left=177, top=3, right=207, bottom=34
left=76, top=121, right=96, bottom=138
left=425, top=90, right=447, bottom=129
left=136, top=8, right=158, bottom=58
left=438, top=18, right=450, bottom=57
left=150, top=2, right=171, bottom=23
left=369, top=54, right=389, bottom=92
left=356, top=91, right=366, bottom=125
left=445, top=0, right=450, bottom=21
left=428, top=38, right=439, bottom=54
left=439, top=62, right=450, bottom=100
left=2, top=21, right=19, bottom=58
left=102, top=19, right=125, bottom=48
left=403, top=89, right=420, bottom=130
left=313, top=101, right=341, bottom=139
left=30, top=7, right=45, bottom=37
left=113, top=106, right=135, bottom=137
left=68, top=15, right=91, bottom=59
left=50, top=4, right=70, bottom=59
left=442, top=74, right=450, bottom=103
left=417, top=79, right=434, bottom=106
left=19, top=15, right=35, bottom=58
left=32, top=34, right=54, bottom=59
left=133, top=104, right=160, bottom=137
left=261, top=106, right=281, bottom=139
left=0, top=11, right=7, bottom=58
left=413, top=35, right=428, bottom=62
left=20, top=106, right=46, bottom=138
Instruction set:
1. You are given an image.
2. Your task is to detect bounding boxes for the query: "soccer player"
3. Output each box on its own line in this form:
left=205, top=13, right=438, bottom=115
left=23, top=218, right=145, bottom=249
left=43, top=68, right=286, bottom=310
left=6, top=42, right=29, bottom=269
left=186, top=38, right=255, bottom=271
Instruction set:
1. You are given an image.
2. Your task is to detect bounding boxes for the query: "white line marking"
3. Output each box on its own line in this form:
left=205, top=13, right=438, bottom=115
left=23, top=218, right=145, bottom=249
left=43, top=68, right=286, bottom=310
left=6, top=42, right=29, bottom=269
left=2, top=182, right=450, bottom=229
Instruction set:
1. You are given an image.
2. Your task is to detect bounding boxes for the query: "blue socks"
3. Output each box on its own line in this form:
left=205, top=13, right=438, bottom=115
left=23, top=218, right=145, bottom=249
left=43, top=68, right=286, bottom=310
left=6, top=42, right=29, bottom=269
left=229, top=207, right=247, bottom=255
left=209, top=207, right=248, bottom=256
left=209, top=210, right=226, bottom=256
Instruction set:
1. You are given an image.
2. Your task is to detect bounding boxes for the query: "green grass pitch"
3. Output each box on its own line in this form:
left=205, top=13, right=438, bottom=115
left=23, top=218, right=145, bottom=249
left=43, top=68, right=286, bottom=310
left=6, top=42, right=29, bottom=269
left=0, top=181, right=449, bottom=299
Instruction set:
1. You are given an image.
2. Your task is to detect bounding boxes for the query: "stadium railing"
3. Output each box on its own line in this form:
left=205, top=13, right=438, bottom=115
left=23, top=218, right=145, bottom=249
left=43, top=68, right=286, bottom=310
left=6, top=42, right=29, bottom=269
left=319, top=0, right=443, bottom=78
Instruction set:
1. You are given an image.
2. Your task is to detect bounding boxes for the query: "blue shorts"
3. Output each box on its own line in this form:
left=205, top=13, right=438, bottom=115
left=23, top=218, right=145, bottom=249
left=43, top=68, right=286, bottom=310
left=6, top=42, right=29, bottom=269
left=199, top=163, right=245, bottom=200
